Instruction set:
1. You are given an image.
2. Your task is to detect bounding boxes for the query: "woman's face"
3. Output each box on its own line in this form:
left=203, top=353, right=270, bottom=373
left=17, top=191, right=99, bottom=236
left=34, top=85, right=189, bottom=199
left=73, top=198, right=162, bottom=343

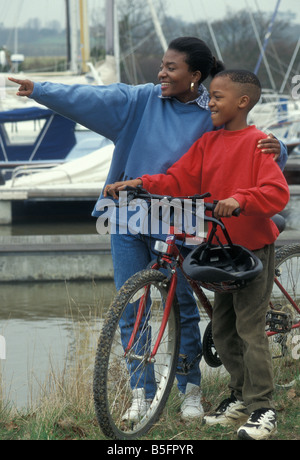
left=158, top=49, right=200, bottom=103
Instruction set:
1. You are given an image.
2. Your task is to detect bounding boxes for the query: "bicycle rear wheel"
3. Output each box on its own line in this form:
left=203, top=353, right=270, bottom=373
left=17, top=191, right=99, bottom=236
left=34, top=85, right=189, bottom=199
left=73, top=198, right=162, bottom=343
left=268, top=244, right=300, bottom=388
left=93, top=269, right=180, bottom=439
left=202, top=321, right=222, bottom=368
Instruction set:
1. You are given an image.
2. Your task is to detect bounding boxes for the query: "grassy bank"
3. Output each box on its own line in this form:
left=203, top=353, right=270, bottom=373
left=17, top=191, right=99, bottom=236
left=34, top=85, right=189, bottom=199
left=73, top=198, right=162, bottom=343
left=0, top=360, right=299, bottom=441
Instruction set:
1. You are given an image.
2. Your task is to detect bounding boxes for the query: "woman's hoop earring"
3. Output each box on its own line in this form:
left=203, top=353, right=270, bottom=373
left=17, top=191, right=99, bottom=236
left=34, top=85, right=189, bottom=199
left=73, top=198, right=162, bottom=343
left=190, top=82, right=195, bottom=92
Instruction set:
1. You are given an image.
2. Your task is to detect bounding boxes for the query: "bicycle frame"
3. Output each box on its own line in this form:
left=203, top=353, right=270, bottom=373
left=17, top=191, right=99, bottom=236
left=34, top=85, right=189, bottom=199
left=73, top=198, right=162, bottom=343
left=125, top=224, right=214, bottom=362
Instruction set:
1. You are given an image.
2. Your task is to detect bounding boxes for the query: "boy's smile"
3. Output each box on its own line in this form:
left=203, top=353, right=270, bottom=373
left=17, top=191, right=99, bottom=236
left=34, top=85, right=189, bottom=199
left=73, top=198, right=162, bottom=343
left=209, top=76, right=249, bottom=131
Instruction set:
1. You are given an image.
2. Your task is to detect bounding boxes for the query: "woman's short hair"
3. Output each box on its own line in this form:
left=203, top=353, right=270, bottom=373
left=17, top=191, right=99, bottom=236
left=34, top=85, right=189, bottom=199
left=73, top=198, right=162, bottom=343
left=168, top=37, right=225, bottom=83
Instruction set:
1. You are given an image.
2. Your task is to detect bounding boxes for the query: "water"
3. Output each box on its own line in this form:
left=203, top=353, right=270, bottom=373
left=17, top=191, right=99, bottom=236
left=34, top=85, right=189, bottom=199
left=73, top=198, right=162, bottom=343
left=0, top=279, right=116, bottom=409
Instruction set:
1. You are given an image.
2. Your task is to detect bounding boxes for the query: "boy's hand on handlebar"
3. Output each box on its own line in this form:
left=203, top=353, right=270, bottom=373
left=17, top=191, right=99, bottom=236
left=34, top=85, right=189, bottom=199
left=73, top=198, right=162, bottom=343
left=214, top=198, right=240, bottom=218
left=104, top=179, right=142, bottom=199
left=8, top=77, right=34, bottom=97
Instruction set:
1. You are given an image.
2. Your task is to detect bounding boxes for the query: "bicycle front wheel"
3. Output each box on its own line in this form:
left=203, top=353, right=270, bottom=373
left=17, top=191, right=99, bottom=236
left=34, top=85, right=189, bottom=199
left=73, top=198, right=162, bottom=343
left=93, top=269, right=181, bottom=440
left=268, top=244, right=300, bottom=388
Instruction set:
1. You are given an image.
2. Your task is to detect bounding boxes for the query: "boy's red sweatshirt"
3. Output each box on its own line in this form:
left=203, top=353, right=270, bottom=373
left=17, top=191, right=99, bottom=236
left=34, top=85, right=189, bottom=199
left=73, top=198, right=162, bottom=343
left=141, top=126, right=290, bottom=250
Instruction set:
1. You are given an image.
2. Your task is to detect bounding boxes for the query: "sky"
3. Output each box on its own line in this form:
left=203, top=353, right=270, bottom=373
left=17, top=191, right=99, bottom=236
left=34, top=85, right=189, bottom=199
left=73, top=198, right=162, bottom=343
left=0, top=0, right=299, bottom=28
left=171, top=0, right=300, bottom=24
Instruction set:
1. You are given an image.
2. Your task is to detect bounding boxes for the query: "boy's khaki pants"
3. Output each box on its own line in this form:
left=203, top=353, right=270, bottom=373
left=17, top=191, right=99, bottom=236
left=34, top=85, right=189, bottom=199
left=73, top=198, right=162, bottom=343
left=212, top=244, right=275, bottom=414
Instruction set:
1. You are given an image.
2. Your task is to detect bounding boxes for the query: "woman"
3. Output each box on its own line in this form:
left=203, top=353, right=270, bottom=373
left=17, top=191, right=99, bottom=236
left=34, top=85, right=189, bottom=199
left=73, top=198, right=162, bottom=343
left=9, top=37, right=287, bottom=421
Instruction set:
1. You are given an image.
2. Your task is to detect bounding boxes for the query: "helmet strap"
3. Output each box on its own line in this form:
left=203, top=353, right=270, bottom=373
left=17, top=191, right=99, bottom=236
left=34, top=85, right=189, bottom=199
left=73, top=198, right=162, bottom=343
left=206, top=221, right=239, bottom=272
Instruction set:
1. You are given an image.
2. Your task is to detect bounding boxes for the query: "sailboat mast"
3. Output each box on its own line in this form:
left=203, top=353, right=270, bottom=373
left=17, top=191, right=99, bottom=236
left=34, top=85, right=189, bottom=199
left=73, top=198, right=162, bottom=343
left=65, top=0, right=71, bottom=68
left=65, top=0, right=79, bottom=74
left=106, top=0, right=114, bottom=55
left=245, top=0, right=276, bottom=90
left=79, top=0, right=90, bottom=73
left=147, top=0, right=168, bottom=52
left=70, top=1, right=79, bottom=74
left=105, top=0, right=120, bottom=82
left=114, top=0, right=121, bottom=82
left=254, top=0, right=281, bottom=75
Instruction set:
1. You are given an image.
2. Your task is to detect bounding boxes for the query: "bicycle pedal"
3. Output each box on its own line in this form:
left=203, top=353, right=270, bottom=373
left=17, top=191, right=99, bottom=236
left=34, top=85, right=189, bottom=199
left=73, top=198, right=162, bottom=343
left=266, top=310, right=293, bottom=333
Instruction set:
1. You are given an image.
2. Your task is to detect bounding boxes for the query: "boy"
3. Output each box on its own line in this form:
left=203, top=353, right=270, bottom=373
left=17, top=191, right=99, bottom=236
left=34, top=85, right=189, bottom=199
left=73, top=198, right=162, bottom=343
left=105, top=70, right=290, bottom=440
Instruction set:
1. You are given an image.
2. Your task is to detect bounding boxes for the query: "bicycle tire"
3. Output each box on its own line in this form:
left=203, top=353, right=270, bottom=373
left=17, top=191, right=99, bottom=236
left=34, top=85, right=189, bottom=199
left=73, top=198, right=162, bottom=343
left=202, top=321, right=222, bottom=368
left=93, top=269, right=181, bottom=440
left=268, top=243, right=300, bottom=388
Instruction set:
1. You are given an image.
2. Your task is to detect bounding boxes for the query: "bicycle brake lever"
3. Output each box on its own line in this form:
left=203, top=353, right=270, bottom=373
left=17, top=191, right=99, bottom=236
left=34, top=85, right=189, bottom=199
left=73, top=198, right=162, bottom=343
left=122, top=185, right=150, bottom=204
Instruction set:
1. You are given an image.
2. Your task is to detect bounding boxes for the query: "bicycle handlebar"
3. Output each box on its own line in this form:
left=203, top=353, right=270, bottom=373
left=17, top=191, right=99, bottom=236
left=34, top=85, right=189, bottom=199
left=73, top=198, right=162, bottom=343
left=205, top=201, right=241, bottom=217
left=123, top=186, right=241, bottom=217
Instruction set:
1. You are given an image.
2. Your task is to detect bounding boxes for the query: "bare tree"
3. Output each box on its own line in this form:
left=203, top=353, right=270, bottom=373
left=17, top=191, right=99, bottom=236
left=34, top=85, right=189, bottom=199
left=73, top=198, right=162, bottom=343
left=118, top=6, right=298, bottom=91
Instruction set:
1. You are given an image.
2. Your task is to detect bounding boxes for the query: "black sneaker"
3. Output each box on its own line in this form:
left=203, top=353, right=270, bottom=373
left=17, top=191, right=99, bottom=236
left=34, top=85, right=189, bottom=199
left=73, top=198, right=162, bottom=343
left=237, top=408, right=277, bottom=440
left=204, top=392, right=247, bottom=426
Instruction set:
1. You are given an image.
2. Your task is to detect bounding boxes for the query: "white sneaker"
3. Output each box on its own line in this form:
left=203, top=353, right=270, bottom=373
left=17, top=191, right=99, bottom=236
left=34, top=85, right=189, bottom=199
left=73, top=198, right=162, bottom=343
left=237, top=408, right=277, bottom=440
left=204, top=392, right=247, bottom=426
left=122, top=388, right=151, bottom=422
left=180, top=383, right=204, bottom=420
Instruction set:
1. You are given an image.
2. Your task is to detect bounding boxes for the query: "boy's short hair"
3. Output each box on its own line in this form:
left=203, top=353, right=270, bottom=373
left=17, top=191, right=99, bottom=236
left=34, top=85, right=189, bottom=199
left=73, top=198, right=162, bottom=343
left=215, top=69, right=262, bottom=110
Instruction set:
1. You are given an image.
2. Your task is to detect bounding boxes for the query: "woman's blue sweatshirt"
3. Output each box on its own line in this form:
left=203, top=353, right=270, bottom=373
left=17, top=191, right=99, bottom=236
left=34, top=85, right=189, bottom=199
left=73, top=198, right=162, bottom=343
left=30, top=81, right=287, bottom=217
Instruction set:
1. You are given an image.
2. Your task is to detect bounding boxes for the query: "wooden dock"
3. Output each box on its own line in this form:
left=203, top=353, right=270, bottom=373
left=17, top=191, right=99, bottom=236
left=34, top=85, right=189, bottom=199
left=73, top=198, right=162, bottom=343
left=0, top=184, right=101, bottom=224
left=0, top=233, right=113, bottom=282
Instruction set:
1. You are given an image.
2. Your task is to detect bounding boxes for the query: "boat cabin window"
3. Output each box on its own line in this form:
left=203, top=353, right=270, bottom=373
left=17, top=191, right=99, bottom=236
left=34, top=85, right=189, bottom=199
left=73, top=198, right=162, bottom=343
left=2, top=119, right=47, bottom=145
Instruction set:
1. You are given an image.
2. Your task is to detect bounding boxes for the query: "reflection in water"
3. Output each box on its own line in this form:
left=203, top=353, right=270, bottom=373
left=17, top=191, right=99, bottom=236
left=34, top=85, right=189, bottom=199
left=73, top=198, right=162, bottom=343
left=0, top=280, right=116, bottom=409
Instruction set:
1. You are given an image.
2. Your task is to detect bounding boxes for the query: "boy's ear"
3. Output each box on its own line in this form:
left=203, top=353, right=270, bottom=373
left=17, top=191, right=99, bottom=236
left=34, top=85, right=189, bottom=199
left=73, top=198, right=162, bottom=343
left=239, top=95, right=251, bottom=109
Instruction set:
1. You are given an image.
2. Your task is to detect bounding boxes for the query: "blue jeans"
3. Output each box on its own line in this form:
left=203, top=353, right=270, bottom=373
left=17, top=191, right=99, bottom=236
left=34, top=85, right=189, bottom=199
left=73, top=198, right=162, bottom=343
left=111, top=232, right=202, bottom=398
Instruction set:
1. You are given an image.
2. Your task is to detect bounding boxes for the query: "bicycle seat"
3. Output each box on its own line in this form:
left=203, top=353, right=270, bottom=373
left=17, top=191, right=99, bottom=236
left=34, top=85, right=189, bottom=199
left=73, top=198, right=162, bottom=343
left=271, top=214, right=286, bottom=234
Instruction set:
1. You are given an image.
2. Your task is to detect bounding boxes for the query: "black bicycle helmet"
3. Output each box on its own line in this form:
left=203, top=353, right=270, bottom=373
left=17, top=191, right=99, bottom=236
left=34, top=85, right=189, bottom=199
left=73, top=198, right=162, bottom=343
left=183, top=242, right=263, bottom=293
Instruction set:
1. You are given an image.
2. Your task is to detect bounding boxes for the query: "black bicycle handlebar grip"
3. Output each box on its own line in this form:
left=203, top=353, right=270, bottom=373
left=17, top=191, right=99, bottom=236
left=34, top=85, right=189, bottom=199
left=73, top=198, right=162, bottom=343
left=205, top=201, right=241, bottom=217
left=232, top=208, right=241, bottom=217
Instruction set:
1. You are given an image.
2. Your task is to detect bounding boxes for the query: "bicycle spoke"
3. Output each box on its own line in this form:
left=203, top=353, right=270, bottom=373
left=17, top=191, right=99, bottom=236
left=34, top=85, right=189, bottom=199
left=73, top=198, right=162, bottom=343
left=268, top=244, right=300, bottom=388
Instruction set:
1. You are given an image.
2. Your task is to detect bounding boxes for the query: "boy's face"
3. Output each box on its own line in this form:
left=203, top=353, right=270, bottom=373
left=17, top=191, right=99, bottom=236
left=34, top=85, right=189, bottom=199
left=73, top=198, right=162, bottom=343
left=209, top=76, right=246, bottom=130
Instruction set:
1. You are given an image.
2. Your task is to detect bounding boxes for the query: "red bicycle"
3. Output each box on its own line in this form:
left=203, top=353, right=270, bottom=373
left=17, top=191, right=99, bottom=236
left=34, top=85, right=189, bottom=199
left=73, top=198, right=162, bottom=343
left=93, top=187, right=300, bottom=440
